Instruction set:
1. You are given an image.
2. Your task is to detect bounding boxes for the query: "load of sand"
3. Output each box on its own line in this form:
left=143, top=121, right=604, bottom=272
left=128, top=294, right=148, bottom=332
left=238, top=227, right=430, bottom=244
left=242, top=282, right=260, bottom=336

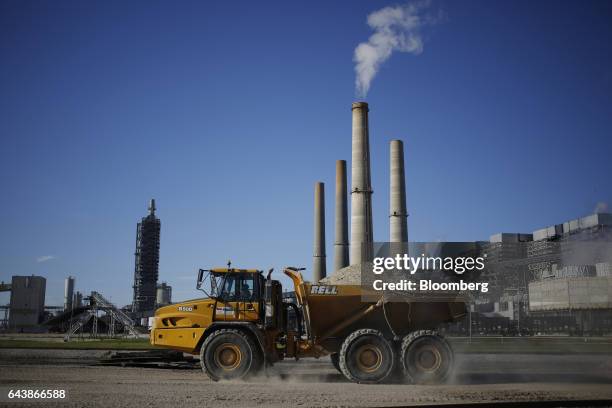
left=319, top=263, right=372, bottom=285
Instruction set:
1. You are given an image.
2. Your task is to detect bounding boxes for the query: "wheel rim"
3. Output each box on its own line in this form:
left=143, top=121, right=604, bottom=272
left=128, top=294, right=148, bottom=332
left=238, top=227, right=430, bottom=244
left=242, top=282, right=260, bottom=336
left=413, top=344, right=442, bottom=372
left=355, top=344, right=383, bottom=373
left=214, top=343, right=242, bottom=370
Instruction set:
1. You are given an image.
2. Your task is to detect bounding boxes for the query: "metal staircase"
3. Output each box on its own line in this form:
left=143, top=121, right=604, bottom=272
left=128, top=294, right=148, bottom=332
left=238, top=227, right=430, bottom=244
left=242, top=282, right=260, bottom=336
left=64, top=309, right=96, bottom=340
left=89, top=291, right=139, bottom=336
left=64, top=291, right=140, bottom=340
left=90, top=291, right=140, bottom=337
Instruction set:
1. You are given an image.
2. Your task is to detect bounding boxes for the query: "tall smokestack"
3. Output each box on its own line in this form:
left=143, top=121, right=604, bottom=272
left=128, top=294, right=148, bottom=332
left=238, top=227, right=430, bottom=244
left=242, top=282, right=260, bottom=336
left=390, top=140, right=408, bottom=242
left=334, top=160, right=349, bottom=271
left=313, top=182, right=326, bottom=282
left=350, top=102, right=374, bottom=264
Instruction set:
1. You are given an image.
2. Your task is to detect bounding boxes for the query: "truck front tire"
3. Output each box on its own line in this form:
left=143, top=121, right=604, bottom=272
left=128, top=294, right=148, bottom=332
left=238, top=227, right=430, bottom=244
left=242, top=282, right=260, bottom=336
left=200, top=328, right=262, bottom=381
left=339, top=329, right=394, bottom=384
left=401, top=330, right=453, bottom=384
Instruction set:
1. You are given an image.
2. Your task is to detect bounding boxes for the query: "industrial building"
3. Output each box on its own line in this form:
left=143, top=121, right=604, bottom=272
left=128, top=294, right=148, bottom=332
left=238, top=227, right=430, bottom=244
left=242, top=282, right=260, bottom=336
left=8, top=275, right=46, bottom=331
left=525, top=215, right=612, bottom=333
left=466, top=213, right=612, bottom=335
left=525, top=215, right=612, bottom=334
left=132, top=199, right=161, bottom=316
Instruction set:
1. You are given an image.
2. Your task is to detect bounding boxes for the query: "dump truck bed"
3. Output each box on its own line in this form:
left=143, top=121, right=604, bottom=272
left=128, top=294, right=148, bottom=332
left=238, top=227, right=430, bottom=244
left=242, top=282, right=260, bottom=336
left=302, top=283, right=466, bottom=352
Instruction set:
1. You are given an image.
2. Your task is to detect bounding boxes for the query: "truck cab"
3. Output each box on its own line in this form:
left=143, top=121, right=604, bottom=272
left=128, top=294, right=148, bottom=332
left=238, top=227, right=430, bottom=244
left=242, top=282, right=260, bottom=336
left=150, top=267, right=293, bottom=378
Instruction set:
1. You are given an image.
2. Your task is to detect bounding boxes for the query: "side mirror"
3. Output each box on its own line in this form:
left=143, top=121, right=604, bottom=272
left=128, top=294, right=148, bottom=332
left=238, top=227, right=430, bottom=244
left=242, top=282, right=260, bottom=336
left=197, top=269, right=204, bottom=289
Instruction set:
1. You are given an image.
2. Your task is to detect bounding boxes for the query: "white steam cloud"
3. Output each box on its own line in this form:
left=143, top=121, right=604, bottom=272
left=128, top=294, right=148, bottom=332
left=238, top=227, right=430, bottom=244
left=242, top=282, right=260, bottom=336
left=354, top=1, right=435, bottom=97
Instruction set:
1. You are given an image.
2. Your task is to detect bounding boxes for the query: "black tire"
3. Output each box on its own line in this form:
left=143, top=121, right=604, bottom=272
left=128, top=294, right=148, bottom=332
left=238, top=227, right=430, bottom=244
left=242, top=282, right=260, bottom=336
left=200, top=328, right=263, bottom=381
left=339, top=329, right=394, bottom=384
left=401, top=330, right=453, bottom=384
left=330, top=353, right=341, bottom=373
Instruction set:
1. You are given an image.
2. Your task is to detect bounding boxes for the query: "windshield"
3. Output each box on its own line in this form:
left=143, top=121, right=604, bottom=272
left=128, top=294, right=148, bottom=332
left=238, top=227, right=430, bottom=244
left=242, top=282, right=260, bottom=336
left=209, top=273, right=225, bottom=298
left=218, top=273, right=255, bottom=301
left=198, top=271, right=226, bottom=299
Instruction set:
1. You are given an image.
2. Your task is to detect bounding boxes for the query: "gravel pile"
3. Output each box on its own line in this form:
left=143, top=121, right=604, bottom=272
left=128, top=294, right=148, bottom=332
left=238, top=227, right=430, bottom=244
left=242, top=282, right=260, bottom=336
left=320, top=263, right=372, bottom=285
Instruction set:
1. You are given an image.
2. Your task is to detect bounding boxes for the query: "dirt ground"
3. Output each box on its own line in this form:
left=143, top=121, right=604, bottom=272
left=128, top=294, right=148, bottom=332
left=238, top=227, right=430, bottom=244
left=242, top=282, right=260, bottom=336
left=1, top=349, right=612, bottom=407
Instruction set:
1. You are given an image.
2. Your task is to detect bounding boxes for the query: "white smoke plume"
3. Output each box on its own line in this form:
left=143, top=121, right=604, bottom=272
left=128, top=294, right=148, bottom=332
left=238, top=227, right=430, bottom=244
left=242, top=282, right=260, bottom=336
left=354, top=1, right=435, bottom=97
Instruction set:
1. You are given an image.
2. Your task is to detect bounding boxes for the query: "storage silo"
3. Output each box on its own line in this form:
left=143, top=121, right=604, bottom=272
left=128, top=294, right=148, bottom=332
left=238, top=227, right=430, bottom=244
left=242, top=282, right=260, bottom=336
left=156, top=282, right=172, bottom=306
left=64, top=276, right=75, bottom=312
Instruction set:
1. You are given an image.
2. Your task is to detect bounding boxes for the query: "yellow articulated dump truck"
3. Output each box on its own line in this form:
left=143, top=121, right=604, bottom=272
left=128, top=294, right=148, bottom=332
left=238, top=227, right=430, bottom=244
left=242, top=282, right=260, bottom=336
left=150, top=266, right=466, bottom=384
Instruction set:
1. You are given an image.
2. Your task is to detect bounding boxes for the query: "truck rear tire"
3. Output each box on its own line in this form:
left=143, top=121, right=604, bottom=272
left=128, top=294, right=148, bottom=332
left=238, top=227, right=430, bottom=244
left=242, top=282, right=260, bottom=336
left=200, top=328, right=262, bottom=381
left=339, top=329, right=394, bottom=384
left=401, top=330, right=453, bottom=384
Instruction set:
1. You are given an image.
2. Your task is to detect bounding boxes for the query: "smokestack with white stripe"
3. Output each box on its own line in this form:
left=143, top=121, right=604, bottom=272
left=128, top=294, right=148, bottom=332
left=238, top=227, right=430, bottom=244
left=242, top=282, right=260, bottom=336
left=334, top=160, right=349, bottom=271
left=313, top=182, right=326, bottom=282
left=350, top=102, right=374, bottom=264
left=390, top=139, right=408, bottom=242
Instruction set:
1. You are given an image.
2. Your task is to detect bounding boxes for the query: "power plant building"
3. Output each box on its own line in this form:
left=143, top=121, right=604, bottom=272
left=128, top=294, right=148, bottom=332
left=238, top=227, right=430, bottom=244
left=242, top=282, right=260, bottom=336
left=474, top=212, right=612, bottom=335
left=132, top=199, right=161, bottom=314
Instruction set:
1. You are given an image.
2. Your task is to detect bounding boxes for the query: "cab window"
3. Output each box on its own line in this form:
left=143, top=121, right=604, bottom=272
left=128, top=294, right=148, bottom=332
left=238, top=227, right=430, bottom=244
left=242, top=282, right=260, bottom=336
left=219, top=274, right=256, bottom=301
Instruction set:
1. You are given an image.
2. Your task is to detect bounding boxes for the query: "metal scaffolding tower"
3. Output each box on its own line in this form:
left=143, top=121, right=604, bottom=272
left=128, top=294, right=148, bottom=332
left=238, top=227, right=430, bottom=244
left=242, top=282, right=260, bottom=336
left=132, top=199, right=161, bottom=314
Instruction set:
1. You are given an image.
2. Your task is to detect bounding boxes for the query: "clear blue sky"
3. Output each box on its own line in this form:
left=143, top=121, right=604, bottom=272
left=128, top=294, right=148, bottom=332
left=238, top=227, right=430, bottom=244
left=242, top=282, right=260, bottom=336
left=1, top=0, right=611, bottom=307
